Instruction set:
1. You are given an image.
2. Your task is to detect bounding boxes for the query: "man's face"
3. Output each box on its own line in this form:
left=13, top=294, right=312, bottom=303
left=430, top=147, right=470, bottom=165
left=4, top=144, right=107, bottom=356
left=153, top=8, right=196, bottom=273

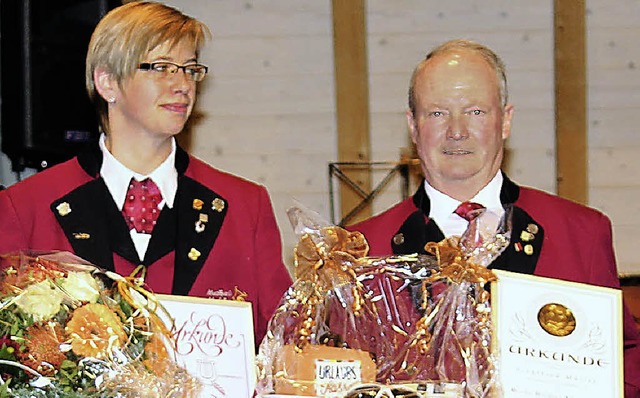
left=407, top=50, right=513, bottom=199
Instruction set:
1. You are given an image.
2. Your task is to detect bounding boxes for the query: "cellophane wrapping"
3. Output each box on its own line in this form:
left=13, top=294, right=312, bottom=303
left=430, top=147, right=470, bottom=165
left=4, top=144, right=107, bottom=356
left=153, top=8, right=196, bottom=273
left=0, top=251, right=202, bottom=397
left=256, top=205, right=512, bottom=398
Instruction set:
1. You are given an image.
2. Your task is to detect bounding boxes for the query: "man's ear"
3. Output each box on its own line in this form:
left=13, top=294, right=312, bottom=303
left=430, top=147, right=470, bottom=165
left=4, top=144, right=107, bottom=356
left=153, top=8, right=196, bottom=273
left=93, top=67, right=118, bottom=103
left=501, top=104, right=514, bottom=140
left=406, top=109, right=419, bottom=145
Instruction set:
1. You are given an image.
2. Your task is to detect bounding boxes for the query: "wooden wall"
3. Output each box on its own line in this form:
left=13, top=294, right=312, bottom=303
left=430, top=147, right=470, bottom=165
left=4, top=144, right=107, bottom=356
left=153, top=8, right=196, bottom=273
left=162, top=0, right=640, bottom=274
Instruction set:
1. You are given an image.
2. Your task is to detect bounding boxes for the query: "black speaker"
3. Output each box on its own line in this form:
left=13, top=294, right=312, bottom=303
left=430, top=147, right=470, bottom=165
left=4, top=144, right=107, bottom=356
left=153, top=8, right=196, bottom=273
left=1, top=0, right=119, bottom=172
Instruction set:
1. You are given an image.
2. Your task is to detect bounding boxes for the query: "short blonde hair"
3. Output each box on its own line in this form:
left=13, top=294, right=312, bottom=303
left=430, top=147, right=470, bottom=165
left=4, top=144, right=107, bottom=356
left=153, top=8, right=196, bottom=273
left=408, top=39, right=508, bottom=115
left=86, top=1, right=210, bottom=133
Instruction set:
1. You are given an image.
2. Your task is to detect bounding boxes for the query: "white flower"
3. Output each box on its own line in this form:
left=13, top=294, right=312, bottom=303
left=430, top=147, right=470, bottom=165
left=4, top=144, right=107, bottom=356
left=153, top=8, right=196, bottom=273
left=15, top=280, right=64, bottom=321
left=59, top=272, right=100, bottom=303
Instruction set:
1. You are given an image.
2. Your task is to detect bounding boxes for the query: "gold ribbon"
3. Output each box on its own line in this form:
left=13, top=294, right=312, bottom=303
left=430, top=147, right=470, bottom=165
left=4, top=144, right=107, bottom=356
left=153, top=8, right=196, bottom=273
left=292, top=226, right=369, bottom=350
left=424, top=238, right=497, bottom=285
left=294, top=226, right=369, bottom=289
left=108, top=265, right=173, bottom=345
left=408, top=238, right=497, bottom=355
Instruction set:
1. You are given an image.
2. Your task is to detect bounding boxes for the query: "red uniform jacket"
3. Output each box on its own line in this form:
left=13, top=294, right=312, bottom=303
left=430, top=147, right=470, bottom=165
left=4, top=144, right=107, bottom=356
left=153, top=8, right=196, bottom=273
left=0, top=145, right=292, bottom=345
left=349, top=175, right=640, bottom=396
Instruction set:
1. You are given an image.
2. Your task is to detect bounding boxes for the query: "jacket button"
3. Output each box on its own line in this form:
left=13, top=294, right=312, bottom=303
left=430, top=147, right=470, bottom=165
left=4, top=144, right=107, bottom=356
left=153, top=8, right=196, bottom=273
left=393, top=233, right=405, bottom=245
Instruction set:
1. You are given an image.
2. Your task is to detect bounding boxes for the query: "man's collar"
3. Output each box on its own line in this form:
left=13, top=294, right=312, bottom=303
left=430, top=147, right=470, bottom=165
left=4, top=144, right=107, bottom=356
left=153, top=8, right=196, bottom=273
left=414, top=171, right=521, bottom=213
left=423, top=172, right=504, bottom=214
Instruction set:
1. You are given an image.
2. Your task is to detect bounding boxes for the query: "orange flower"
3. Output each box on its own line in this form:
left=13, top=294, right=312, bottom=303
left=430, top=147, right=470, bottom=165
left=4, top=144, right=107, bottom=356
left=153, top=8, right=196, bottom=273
left=19, top=322, right=67, bottom=376
left=65, top=303, right=127, bottom=358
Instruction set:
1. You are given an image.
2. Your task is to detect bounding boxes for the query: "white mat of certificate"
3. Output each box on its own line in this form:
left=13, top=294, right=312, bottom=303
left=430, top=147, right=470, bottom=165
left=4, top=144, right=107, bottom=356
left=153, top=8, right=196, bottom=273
left=156, top=294, right=256, bottom=398
left=491, top=270, right=623, bottom=398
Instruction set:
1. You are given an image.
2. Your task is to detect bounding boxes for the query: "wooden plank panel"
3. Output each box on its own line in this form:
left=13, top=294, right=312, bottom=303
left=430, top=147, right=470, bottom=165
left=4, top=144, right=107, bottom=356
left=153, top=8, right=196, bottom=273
left=554, top=0, right=587, bottom=203
left=332, top=0, right=371, bottom=224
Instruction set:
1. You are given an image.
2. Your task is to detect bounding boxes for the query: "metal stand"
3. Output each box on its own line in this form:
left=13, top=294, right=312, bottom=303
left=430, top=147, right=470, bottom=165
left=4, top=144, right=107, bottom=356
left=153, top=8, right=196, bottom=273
left=328, top=161, right=415, bottom=226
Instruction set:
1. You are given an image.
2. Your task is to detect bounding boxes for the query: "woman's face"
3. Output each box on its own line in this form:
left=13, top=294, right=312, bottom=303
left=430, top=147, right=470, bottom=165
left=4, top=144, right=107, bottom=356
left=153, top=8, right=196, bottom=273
left=108, top=39, right=198, bottom=140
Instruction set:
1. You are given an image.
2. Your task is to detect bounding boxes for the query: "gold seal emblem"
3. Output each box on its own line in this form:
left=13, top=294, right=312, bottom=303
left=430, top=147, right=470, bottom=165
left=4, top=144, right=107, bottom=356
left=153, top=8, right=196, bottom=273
left=537, top=303, right=576, bottom=336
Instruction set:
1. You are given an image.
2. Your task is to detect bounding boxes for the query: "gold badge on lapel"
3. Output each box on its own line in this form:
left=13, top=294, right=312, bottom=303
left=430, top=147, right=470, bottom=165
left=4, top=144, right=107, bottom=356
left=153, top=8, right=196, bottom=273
left=520, top=231, right=534, bottom=242
left=524, top=244, right=534, bottom=256
left=211, top=198, right=225, bottom=212
left=56, top=202, right=72, bottom=216
left=192, top=199, right=204, bottom=210
left=72, top=232, right=90, bottom=240
left=393, top=233, right=405, bottom=245
left=188, top=248, right=201, bottom=261
left=527, top=223, right=539, bottom=235
left=195, top=213, right=209, bottom=233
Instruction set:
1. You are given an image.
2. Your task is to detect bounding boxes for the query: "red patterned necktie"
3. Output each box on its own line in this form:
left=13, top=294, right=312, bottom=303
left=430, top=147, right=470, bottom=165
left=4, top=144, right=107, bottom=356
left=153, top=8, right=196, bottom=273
left=122, top=178, right=162, bottom=234
left=454, top=201, right=485, bottom=221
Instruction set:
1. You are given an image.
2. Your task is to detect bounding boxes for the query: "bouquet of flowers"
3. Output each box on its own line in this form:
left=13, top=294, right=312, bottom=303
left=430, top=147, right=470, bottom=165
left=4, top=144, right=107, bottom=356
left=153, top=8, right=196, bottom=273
left=256, top=205, right=512, bottom=398
left=0, top=251, right=201, bottom=397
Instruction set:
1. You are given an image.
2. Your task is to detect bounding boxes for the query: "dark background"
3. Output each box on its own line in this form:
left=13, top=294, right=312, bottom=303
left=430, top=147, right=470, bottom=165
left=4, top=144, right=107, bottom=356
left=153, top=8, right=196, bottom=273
left=1, top=0, right=120, bottom=172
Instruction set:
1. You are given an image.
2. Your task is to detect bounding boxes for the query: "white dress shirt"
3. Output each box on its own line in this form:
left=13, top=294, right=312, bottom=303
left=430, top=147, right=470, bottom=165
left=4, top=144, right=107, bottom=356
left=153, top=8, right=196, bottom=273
left=99, top=134, right=178, bottom=260
left=424, top=172, right=505, bottom=238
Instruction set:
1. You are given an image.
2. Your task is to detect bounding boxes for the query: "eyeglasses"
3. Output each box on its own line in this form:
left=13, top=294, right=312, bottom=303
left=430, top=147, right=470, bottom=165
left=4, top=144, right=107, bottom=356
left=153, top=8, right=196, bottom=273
left=138, top=61, right=209, bottom=82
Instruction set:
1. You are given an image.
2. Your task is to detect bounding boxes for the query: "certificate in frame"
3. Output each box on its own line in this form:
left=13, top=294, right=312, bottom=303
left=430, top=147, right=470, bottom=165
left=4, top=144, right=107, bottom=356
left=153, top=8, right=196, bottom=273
left=157, top=294, right=256, bottom=398
left=491, top=270, right=623, bottom=398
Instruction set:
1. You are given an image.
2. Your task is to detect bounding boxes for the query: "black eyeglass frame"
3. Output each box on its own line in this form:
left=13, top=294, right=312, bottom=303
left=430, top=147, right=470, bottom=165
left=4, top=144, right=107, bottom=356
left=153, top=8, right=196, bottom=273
left=137, top=61, right=209, bottom=82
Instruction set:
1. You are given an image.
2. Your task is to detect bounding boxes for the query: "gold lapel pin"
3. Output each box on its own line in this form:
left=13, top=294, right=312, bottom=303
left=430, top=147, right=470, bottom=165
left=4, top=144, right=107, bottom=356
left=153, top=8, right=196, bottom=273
left=73, top=232, right=90, bottom=240
left=199, top=213, right=209, bottom=223
left=520, top=230, right=534, bottom=242
left=524, top=244, right=534, bottom=256
left=56, top=202, right=72, bottom=216
left=393, top=233, right=405, bottom=245
left=192, top=199, right=204, bottom=210
left=211, top=198, right=225, bottom=212
left=527, top=223, right=539, bottom=235
left=188, top=248, right=201, bottom=261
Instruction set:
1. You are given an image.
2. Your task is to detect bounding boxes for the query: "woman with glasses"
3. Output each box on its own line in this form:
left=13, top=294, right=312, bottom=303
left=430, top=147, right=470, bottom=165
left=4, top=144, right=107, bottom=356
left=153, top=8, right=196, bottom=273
left=0, top=1, right=291, bottom=347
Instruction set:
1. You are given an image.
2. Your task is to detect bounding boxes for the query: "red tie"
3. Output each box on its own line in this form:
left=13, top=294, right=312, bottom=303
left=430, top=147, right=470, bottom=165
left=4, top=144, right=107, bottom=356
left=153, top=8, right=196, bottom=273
left=122, top=178, right=162, bottom=234
left=454, top=201, right=485, bottom=221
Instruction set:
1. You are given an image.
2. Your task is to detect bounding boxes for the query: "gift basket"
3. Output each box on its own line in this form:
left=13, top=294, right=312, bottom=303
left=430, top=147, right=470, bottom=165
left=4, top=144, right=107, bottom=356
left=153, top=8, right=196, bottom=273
left=0, top=251, right=201, bottom=397
left=256, top=205, right=512, bottom=398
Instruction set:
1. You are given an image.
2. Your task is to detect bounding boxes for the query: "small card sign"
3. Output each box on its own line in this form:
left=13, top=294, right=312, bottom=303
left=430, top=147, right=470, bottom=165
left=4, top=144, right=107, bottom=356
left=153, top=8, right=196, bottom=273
left=156, top=294, right=256, bottom=398
left=314, top=359, right=363, bottom=396
left=491, top=270, right=623, bottom=398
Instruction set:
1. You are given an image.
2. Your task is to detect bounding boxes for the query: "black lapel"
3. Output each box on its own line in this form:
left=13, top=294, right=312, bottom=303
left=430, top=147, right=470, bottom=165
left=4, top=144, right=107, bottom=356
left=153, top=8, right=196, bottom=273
left=171, top=174, right=228, bottom=296
left=50, top=178, right=125, bottom=271
left=391, top=182, right=445, bottom=255
left=489, top=173, right=544, bottom=274
left=142, top=206, right=177, bottom=265
left=55, top=143, right=140, bottom=267
left=488, top=206, right=543, bottom=274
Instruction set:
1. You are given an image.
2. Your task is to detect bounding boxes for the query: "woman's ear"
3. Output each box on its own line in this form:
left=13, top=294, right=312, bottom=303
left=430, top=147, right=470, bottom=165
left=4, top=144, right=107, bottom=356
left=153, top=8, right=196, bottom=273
left=93, top=67, right=118, bottom=103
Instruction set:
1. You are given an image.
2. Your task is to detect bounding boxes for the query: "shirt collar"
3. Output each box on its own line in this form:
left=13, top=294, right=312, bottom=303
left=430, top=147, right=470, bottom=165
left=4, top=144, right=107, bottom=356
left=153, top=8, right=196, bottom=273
left=424, top=172, right=504, bottom=219
left=99, top=134, right=178, bottom=210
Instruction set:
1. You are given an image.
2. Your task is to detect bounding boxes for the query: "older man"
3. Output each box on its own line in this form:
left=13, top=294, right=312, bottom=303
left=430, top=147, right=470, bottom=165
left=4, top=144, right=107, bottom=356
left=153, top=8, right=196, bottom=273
left=349, top=39, right=640, bottom=396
